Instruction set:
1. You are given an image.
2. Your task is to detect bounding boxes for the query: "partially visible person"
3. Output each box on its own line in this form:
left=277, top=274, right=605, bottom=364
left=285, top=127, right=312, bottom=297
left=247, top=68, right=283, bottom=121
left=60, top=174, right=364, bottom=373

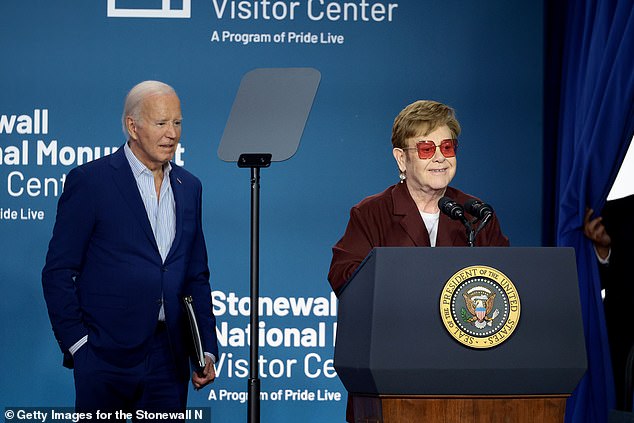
left=328, top=100, right=509, bottom=421
left=42, top=80, right=218, bottom=419
left=584, top=194, right=634, bottom=410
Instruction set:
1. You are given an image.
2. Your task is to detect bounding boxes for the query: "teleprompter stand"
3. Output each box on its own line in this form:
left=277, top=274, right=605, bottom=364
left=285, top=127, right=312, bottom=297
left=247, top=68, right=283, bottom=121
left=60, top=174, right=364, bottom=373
left=218, top=68, right=320, bottom=423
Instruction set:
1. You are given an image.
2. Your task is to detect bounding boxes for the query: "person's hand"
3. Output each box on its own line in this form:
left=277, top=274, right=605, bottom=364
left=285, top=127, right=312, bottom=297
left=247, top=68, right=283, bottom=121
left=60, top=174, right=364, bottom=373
left=192, top=356, right=216, bottom=390
left=583, top=208, right=611, bottom=260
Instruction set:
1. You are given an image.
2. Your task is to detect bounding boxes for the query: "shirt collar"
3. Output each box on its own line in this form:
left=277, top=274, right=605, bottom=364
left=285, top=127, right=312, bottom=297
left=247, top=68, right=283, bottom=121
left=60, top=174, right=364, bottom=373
left=124, top=141, right=172, bottom=178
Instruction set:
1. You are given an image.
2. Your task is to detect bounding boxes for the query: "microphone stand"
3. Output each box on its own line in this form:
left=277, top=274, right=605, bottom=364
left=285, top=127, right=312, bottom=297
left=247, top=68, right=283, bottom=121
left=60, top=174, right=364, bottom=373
left=458, top=216, right=475, bottom=247
left=472, top=213, right=493, bottom=243
left=466, top=222, right=476, bottom=247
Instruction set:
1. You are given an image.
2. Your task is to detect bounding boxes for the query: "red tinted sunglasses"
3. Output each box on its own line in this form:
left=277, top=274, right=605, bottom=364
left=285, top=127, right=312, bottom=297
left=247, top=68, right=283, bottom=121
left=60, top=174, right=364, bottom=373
left=403, top=139, right=458, bottom=160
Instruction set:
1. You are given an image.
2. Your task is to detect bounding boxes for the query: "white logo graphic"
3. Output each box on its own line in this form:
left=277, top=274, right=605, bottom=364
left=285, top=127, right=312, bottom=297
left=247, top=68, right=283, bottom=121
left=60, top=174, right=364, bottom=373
left=107, top=0, right=191, bottom=18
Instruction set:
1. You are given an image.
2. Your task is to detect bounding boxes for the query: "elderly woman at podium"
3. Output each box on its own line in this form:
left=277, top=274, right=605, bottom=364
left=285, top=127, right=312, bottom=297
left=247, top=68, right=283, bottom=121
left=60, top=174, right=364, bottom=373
left=328, top=100, right=510, bottom=296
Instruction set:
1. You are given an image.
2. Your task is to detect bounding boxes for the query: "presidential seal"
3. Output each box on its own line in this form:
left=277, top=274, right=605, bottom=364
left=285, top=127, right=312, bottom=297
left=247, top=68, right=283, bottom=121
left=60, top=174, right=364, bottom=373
left=439, top=265, right=520, bottom=348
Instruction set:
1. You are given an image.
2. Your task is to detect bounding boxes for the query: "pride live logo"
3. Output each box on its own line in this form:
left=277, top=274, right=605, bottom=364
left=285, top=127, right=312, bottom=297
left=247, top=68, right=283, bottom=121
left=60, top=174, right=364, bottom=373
left=107, top=0, right=191, bottom=18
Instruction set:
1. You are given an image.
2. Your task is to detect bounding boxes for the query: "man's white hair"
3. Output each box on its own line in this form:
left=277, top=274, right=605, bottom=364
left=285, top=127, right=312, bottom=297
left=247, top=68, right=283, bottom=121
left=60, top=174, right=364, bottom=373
left=122, top=80, right=177, bottom=139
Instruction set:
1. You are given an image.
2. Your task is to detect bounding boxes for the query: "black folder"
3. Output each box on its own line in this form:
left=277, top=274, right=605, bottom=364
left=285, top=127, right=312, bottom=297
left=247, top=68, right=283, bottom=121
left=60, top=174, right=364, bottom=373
left=183, top=296, right=206, bottom=373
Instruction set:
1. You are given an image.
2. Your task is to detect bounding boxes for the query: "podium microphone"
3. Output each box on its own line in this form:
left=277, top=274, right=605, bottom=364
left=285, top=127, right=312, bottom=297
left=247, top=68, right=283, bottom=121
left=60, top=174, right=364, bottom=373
left=464, top=199, right=494, bottom=221
left=438, top=196, right=467, bottom=222
left=439, top=196, right=475, bottom=247
left=464, top=198, right=494, bottom=237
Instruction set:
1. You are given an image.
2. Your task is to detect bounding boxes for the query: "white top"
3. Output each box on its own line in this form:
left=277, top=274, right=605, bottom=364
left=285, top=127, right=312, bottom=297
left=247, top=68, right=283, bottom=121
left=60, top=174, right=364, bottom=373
left=421, top=211, right=440, bottom=247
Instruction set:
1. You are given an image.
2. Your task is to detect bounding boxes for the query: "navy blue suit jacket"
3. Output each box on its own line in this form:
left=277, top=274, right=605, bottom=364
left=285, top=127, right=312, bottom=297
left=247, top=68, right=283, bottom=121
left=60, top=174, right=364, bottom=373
left=42, top=146, right=218, bottom=379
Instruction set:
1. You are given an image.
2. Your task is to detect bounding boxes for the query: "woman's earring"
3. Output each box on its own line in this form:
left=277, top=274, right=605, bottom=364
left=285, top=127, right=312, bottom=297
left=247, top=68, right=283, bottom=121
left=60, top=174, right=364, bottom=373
left=399, top=171, right=406, bottom=183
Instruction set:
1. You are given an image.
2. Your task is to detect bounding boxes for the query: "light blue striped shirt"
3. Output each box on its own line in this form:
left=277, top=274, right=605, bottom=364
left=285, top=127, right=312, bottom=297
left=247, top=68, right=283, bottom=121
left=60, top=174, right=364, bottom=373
left=125, top=142, right=175, bottom=322
left=124, top=142, right=176, bottom=263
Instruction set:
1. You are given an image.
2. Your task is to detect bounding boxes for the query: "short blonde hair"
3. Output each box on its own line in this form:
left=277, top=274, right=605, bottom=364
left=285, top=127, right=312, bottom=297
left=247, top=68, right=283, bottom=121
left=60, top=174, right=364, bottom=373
left=391, top=100, right=461, bottom=149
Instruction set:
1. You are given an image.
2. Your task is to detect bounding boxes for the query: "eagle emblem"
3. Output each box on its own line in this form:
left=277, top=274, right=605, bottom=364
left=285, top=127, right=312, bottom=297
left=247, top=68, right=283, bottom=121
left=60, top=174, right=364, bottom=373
left=462, top=286, right=500, bottom=329
left=440, top=265, right=520, bottom=348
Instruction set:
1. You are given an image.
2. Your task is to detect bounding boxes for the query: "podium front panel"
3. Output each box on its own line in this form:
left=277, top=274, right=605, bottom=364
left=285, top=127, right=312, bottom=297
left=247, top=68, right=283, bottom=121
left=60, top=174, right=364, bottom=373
left=334, top=247, right=587, bottom=396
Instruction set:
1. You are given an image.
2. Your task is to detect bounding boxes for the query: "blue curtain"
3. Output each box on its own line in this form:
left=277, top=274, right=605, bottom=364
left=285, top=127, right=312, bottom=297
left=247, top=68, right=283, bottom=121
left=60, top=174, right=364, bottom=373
left=553, top=0, right=634, bottom=422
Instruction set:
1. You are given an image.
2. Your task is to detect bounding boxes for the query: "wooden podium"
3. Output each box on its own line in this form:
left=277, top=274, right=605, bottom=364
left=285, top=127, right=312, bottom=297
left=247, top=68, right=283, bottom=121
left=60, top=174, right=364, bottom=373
left=334, top=248, right=587, bottom=423
left=352, top=395, right=567, bottom=423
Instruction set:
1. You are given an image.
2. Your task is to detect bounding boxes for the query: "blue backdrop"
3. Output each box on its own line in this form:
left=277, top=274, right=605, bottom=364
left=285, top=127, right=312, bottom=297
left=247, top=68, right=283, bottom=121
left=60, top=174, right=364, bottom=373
left=0, top=1, right=543, bottom=422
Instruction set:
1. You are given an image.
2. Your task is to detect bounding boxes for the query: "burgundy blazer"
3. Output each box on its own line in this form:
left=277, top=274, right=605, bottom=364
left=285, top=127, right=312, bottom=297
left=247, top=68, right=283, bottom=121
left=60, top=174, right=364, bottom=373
left=328, top=182, right=510, bottom=294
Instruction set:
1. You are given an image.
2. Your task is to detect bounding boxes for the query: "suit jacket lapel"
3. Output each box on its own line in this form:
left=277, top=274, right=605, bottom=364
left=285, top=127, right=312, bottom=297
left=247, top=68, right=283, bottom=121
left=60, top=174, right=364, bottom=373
left=392, top=183, right=431, bottom=247
left=167, top=166, right=184, bottom=261
left=436, top=213, right=461, bottom=246
left=109, top=147, right=159, bottom=251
